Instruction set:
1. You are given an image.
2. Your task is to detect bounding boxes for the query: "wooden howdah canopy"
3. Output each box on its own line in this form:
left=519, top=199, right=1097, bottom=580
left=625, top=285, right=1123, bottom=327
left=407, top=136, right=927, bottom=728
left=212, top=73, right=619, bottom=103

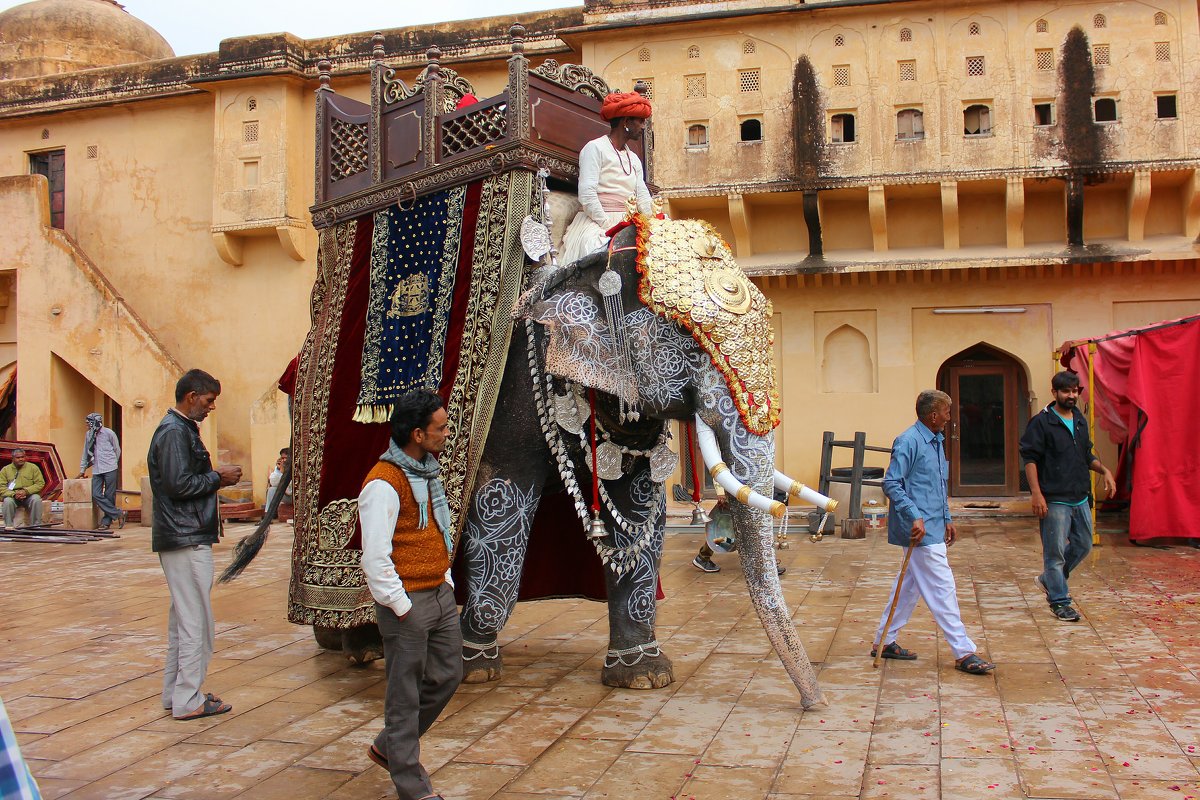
left=309, top=23, right=650, bottom=230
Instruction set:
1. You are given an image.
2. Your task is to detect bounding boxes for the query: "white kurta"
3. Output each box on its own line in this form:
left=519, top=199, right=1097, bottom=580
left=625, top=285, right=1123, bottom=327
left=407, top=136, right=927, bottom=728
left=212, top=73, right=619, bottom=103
left=560, top=135, right=653, bottom=267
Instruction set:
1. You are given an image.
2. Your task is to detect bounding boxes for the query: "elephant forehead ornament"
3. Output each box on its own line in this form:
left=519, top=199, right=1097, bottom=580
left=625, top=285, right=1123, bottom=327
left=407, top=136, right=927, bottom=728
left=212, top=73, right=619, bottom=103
left=633, top=216, right=781, bottom=435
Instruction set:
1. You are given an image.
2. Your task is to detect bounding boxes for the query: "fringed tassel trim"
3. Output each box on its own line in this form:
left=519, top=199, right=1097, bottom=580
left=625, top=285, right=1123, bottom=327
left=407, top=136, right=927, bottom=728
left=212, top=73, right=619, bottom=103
left=353, top=404, right=395, bottom=424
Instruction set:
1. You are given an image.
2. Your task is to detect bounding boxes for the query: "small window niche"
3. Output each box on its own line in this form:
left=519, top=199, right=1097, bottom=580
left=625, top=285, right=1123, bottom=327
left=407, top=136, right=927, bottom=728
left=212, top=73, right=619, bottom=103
left=1156, top=94, right=1178, bottom=119
left=1033, top=101, right=1055, bottom=126
left=242, top=159, right=260, bottom=187
left=686, top=123, right=709, bottom=148
left=739, top=118, right=763, bottom=143
left=1094, top=96, right=1119, bottom=123
left=896, top=107, right=924, bottom=140
left=830, top=112, right=856, bottom=143
left=964, top=103, right=992, bottom=136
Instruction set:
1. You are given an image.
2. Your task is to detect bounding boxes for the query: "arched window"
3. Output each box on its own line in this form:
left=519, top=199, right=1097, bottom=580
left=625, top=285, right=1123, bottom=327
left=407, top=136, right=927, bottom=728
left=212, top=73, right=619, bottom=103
left=830, top=112, right=856, bottom=143
left=896, top=108, right=924, bottom=140
left=1094, top=97, right=1118, bottom=122
left=968, top=22, right=981, bottom=36
left=964, top=104, right=992, bottom=136
left=638, top=47, right=651, bottom=62
left=1155, top=12, right=1168, bottom=25
left=1093, top=14, right=1106, bottom=29
left=900, top=27, right=912, bottom=42
left=687, top=44, right=700, bottom=59
left=687, top=123, right=708, bottom=147
left=834, top=34, right=845, bottom=47
left=1036, top=19, right=1048, bottom=33
left=742, top=39, right=756, bottom=55
left=739, top=118, right=762, bottom=142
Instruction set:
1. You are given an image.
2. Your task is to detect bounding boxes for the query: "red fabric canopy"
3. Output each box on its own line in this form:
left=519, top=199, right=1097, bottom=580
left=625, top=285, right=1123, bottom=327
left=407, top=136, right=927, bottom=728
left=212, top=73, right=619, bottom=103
left=1059, top=314, right=1200, bottom=540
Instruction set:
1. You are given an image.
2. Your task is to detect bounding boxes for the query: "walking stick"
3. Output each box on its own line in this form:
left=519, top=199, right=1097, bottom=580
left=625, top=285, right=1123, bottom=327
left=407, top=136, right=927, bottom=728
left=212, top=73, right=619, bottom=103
left=873, top=546, right=914, bottom=669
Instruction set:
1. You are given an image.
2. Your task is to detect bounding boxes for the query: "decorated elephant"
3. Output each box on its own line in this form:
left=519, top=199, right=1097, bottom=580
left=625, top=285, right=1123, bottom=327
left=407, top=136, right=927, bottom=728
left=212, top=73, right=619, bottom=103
left=455, top=212, right=828, bottom=708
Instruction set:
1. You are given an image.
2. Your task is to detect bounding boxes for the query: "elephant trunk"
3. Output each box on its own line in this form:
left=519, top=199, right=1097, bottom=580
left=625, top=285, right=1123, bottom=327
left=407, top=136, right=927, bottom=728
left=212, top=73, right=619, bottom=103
left=729, top=501, right=825, bottom=709
left=693, top=396, right=825, bottom=708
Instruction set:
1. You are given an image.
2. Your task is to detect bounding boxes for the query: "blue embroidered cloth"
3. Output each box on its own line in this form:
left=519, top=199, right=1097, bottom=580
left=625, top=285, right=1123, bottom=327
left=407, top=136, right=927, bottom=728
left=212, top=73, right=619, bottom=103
left=356, top=187, right=466, bottom=421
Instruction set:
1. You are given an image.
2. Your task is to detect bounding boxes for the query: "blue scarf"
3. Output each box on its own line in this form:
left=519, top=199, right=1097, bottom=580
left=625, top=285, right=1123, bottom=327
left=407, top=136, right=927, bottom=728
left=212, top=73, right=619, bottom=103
left=380, top=441, right=453, bottom=553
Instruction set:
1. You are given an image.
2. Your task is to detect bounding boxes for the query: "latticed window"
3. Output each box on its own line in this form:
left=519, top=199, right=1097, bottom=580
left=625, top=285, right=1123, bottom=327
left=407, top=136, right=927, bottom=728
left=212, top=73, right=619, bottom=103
left=898, top=60, right=916, bottom=81
left=738, top=68, right=761, bottom=93
left=1093, top=44, right=1109, bottom=67
left=896, top=108, right=924, bottom=140
left=1093, top=14, right=1106, bottom=29
left=86, top=144, right=98, bottom=159
left=685, top=74, right=706, bottom=99
left=966, top=56, right=985, bottom=77
left=638, top=47, right=651, bottom=62
left=964, top=104, right=991, bottom=135
left=742, top=40, right=756, bottom=55
left=1036, top=19, right=1048, bottom=33
left=635, top=79, right=654, bottom=100
left=1155, top=12, right=1168, bottom=25
left=687, top=45, right=700, bottom=59
left=1036, top=49, right=1054, bottom=71
left=1156, top=42, right=1171, bottom=62
left=969, top=22, right=981, bottom=36
left=687, top=123, right=708, bottom=147
left=900, top=27, right=912, bottom=42
left=243, top=121, right=259, bottom=143
left=834, top=34, right=845, bottom=47
left=833, top=65, right=850, bottom=86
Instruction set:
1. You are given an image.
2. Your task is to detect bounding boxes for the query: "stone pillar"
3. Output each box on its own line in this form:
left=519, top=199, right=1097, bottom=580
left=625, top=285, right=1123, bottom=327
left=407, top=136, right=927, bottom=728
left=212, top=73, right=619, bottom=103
left=140, top=475, right=154, bottom=529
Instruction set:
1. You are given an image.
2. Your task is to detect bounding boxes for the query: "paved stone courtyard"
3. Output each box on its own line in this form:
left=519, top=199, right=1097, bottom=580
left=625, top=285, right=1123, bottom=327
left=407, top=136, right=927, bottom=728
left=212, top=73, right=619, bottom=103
left=3, top=512, right=1200, bottom=799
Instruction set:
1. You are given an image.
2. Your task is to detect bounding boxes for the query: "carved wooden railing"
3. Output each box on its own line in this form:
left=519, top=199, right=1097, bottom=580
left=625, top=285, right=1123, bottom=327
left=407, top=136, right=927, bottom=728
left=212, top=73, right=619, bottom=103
left=311, top=24, right=646, bottom=229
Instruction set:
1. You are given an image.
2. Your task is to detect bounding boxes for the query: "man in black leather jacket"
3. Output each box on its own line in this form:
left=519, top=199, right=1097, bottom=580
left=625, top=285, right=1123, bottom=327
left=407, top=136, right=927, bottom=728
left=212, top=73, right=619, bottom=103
left=149, top=369, right=242, bottom=720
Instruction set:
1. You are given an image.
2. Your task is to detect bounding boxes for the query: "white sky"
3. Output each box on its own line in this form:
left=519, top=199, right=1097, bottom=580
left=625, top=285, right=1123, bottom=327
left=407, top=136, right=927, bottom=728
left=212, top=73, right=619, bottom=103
left=0, top=1, right=583, bottom=56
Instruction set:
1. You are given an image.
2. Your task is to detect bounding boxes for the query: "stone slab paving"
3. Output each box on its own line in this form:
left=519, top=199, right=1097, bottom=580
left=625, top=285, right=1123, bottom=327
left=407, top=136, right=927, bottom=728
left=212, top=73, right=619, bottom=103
left=3, top=514, right=1200, bottom=799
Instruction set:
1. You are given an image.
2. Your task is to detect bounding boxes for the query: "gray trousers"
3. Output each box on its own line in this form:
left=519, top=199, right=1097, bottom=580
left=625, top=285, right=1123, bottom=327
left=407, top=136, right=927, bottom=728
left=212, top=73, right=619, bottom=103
left=374, top=583, right=463, bottom=800
left=159, top=544, right=215, bottom=717
left=92, top=469, right=121, bottom=523
left=2, top=494, right=43, bottom=527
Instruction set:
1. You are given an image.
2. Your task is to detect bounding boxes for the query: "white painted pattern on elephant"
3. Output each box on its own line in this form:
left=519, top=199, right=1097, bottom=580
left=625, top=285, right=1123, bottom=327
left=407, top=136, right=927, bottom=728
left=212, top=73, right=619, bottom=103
left=623, top=307, right=697, bottom=408
left=460, top=478, right=539, bottom=636
left=534, top=291, right=635, bottom=402
left=619, top=471, right=663, bottom=625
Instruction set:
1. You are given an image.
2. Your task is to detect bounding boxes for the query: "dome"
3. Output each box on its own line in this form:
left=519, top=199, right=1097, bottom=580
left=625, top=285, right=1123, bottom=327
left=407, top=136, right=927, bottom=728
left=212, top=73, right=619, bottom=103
left=0, top=0, right=175, bottom=81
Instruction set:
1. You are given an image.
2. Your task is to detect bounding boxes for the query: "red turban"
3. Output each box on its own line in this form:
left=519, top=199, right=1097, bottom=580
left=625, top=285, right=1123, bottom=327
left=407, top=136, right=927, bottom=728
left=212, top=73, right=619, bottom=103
left=600, top=91, right=652, bottom=121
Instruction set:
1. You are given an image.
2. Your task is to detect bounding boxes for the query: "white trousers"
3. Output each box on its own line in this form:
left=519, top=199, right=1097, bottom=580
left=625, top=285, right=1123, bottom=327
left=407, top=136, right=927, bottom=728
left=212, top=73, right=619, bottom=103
left=159, top=544, right=215, bottom=717
left=875, top=542, right=977, bottom=659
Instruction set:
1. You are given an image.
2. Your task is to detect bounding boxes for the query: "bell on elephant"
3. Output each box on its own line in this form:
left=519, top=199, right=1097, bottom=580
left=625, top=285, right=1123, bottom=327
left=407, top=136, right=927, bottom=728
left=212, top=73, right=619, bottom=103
left=705, top=501, right=737, bottom=553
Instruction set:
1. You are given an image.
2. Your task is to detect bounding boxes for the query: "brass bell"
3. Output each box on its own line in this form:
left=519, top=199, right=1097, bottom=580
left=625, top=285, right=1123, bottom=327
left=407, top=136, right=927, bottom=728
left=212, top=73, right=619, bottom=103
left=690, top=503, right=711, bottom=526
left=588, top=511, right=608, bottom=541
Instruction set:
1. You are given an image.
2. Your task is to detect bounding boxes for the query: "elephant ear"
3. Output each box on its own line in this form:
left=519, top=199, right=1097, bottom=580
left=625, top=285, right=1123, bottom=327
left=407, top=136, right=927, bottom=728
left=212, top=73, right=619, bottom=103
left=525, top=289, right=639, bottom=405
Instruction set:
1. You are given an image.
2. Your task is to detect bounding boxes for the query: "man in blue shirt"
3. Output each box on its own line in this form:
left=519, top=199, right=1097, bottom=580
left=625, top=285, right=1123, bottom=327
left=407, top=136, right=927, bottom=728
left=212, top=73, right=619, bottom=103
left=1019, top=371, right=1115, bottom=622
left=872, top=390, right=994, bottom=675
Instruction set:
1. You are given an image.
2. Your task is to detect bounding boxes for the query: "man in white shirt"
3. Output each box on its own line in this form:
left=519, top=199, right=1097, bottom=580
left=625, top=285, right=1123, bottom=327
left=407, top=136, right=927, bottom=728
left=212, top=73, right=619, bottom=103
left=77, top=412, right=125, bottom=529
left=358, top=389, right=460, bottom=800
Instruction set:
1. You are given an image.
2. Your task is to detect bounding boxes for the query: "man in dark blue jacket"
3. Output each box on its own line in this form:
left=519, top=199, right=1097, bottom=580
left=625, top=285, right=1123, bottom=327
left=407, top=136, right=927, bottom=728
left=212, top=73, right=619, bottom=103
left=1019, top=371, right=1115, bottom=622
left=148, top=369, right=242, bottom=720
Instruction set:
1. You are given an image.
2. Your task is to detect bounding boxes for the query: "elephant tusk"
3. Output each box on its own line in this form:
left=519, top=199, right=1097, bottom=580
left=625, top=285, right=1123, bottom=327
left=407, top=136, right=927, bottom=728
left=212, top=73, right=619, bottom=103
left=693, top=415, right=786, bottom=518
left=773, top=471, right=838, bottom=513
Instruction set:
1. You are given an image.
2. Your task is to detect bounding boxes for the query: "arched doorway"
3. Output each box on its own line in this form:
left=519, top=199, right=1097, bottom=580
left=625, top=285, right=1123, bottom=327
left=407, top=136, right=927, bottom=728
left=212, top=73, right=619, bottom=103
left=937, top=344, right=1030, bottom=496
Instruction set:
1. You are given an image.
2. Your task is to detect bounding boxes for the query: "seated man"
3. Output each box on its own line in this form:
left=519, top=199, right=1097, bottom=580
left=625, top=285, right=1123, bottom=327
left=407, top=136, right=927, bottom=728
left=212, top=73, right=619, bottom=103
left=1, top=449, right=45, bottom=528
left=265, top=447, right=293, bottom=513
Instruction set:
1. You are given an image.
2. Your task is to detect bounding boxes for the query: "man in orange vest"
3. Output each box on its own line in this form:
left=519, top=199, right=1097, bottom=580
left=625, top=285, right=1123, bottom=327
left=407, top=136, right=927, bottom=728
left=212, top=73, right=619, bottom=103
left=358, top=389, right=461, bottom=800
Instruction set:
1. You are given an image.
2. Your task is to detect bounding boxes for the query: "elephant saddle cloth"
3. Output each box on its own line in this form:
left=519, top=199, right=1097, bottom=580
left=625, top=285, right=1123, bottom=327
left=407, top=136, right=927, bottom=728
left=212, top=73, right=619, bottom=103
left=632, top=214, right=781, bottom=435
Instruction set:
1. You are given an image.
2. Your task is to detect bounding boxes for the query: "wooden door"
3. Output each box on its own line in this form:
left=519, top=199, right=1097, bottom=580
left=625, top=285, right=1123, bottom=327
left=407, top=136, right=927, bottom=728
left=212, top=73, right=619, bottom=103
left=947, top=364, right=1020, bottom=496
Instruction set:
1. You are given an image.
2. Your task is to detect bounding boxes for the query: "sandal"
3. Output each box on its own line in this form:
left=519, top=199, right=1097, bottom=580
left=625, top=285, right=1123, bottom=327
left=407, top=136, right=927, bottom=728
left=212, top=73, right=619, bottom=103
left=870, top=642, right=917, bottom=660
left=955, top=654, right=995, bottom=675
left=175, top=696, right=232, bottom=720
left=367, top=743, right=389, bottom=770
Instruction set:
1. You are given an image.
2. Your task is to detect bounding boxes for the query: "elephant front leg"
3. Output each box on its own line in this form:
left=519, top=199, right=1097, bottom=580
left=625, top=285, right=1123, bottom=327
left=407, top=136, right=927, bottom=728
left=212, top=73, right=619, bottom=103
left=459, top=476, right=542, bottom=683
left=598, top=470, right=674, bottom=690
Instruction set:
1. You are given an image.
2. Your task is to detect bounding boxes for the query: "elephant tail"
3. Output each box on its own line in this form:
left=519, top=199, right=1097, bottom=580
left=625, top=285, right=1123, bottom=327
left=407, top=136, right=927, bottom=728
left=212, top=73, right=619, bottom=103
left=218, top=464, right=290, bottom=584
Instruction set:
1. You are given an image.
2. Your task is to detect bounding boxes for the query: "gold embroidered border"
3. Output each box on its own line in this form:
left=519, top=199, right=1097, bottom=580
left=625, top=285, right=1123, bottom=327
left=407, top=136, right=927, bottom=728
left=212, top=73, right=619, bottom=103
left=439, top=170, right=538, bottom=543
left=287, top=219, right=378, bottom=628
